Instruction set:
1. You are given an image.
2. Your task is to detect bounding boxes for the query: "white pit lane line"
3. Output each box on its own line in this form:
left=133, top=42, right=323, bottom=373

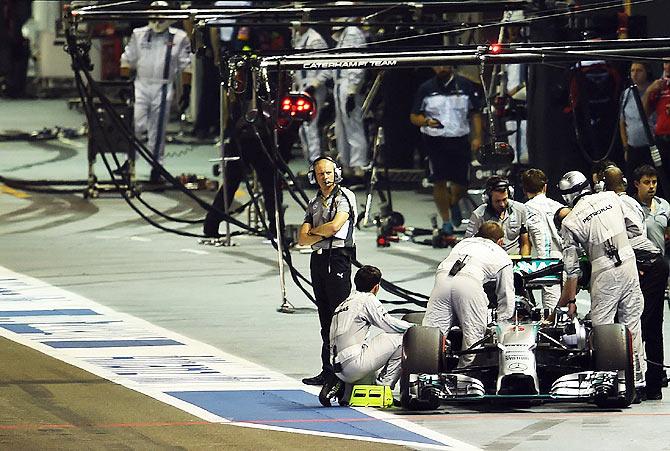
left=0, top=265, right=477, bottom=450
left=130, top=236, right=152, bottom=242
left=179, top=249, right=210, bottom=255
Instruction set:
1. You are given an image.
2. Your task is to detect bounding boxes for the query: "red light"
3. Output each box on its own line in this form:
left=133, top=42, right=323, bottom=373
left=489, top=43, right=502, bottom=54
left=278, top=93, right=315, bottom=124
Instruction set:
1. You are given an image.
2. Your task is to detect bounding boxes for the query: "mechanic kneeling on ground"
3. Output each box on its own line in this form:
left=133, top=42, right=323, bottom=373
left=423, top=221, right=516, bottom=367
left=602, top=166, right=668, bottom=401
left=320, top=265, right=413, bottom=405
left=555, top=170, right=647, bottom=401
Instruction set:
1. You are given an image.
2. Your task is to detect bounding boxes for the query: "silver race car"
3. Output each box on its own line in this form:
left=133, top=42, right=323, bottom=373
left=400, top=258, right=635, bottom=410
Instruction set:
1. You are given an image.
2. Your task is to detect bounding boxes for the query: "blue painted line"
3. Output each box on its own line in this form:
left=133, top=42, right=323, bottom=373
left=0, top=324, right=49, bottom=334
left=45, top=339, right=184, bottom=348
left=0, top=309, right=99, bottom=317
left=167, top=390, right=442, bottom=446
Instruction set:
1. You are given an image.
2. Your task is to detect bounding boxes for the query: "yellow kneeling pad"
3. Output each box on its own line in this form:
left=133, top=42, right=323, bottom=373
left=347, top=385, right=393, bottom=408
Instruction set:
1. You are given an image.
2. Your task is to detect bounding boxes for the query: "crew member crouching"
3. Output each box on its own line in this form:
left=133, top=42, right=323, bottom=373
left=320, top=265, right=412, bottom=405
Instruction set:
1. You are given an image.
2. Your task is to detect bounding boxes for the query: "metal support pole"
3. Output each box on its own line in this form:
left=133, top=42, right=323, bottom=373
left=362, top=126, right=384, bottom=227
left=219, top=80, right=234, bottom=246
left=361, top=71, right=384, bottom=117
left=273, top=125, right=294, bottom=314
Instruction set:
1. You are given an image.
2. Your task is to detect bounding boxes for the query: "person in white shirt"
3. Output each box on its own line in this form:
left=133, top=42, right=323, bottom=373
left=319, top=265, right=411, bottom=406
left=423, top=221, right=515, bottom=367
left=521, top=168, right=565, bottom=310
left=292, top=23, right=331, bottom=163
left=333, top=23, right=369, bottom=177
left=331, top=266, right=411, bottom=384
left=120, top=1, right=192, bottom=183
left=555, top=170, right=646, bottom=394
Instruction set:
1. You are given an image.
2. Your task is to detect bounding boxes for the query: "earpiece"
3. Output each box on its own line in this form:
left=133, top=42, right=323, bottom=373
left=307, top=156, right=343, bottom=185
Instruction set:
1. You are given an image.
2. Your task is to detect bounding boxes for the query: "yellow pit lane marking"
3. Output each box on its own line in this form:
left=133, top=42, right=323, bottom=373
left=0, top=184, right=30, bottom=199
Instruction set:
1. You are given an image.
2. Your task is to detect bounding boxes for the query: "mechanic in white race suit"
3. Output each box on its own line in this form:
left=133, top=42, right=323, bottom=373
left=423, top=221, right=516, bottom=367
left=293, top=24, right=331, bottom=163
left=521, top=168, right=565, bottom=310
left=120, top=1, right=192, bottom=182
left=333, top=23, right=369, bottom=177
left=555, top=170, right=647, bottom=390
left=330, top=265, right=412, bottom=390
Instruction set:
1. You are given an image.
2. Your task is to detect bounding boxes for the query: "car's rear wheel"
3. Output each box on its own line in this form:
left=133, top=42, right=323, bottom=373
left=591, top=323, right=635, bottom=408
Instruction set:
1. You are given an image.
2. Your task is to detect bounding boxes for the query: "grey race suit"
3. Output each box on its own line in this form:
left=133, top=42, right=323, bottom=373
left=465, top=200, right=528, bottom=255
left=525, top=193, right=565, bottom=309
left=333, top=26, right=368, bottom=169
left=121, top=26, right=191, bottom=165
left=330, top=291, right=411, bottom=387
left=423, top=237, right=515, bottom=366
left=293, top=28, right=330, bottom=163
left=560, top=191, right=647, bottom=386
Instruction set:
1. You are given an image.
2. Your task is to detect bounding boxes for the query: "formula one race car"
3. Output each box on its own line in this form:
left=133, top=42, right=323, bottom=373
left=400, top=258, right=635, bottom=410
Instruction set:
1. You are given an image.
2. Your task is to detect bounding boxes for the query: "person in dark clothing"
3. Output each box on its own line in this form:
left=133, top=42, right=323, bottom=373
left=202, top=86, right=284, bottom=239
left=0, top=0, right=32, bottom=98
left=298, top=156, right=357, bottom=386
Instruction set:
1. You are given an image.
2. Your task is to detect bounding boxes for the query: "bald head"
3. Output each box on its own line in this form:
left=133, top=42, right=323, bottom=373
left=603, top=166, right=626, bottom=193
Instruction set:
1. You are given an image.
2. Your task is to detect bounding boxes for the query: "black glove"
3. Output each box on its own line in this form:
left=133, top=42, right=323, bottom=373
left=346, top=94, right=356, bottom=117
left=179, top=85, right=191, bottom=113
left=304, top=85, right=316, bottom=97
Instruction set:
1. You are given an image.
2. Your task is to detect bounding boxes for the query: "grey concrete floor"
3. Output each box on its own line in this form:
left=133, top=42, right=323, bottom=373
left=2, top=98, right=670, bottom=450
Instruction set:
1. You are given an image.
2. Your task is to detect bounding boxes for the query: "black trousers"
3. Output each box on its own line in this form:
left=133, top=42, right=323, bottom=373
left=203, top=124, right=281, bottom=238
left=193, top=53, right=220, bottom=137
left=638, top=253, right=669, bottom=392
left=653, top=136, right=670, bottom=199
left=310, top=249, right=352, bottom=375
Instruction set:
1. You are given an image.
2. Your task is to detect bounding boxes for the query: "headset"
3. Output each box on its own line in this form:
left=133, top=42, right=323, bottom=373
left=307, top=155, right=343, bottom=185
left=483, top=176, right=514, bottom=204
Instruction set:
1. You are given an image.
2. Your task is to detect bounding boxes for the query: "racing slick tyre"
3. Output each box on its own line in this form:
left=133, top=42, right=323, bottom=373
left=401, top=312, right=425, bottom=325
left=591, top=324, right=635, bottom=408
left=402, top=326, right=442, bottom=374
left=400, top=326, right=443, bottom=410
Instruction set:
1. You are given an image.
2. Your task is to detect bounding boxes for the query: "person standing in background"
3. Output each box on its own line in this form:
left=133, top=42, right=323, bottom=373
left=293, top=22, right=331, bottom=164
left=120, top=1, right=192, bottom=183
left=620, top=61, right=654, bottom=185
left=410, top=65, right=483, bottom=236
left=643, top=58, right=670, bottom=184
left=333, top=21, right=369, bottom=180
left=521, top=168, right=564, bottom=311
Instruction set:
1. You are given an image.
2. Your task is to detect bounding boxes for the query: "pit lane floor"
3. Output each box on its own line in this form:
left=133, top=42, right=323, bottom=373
left=1, top=98, right=669, bottom=450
